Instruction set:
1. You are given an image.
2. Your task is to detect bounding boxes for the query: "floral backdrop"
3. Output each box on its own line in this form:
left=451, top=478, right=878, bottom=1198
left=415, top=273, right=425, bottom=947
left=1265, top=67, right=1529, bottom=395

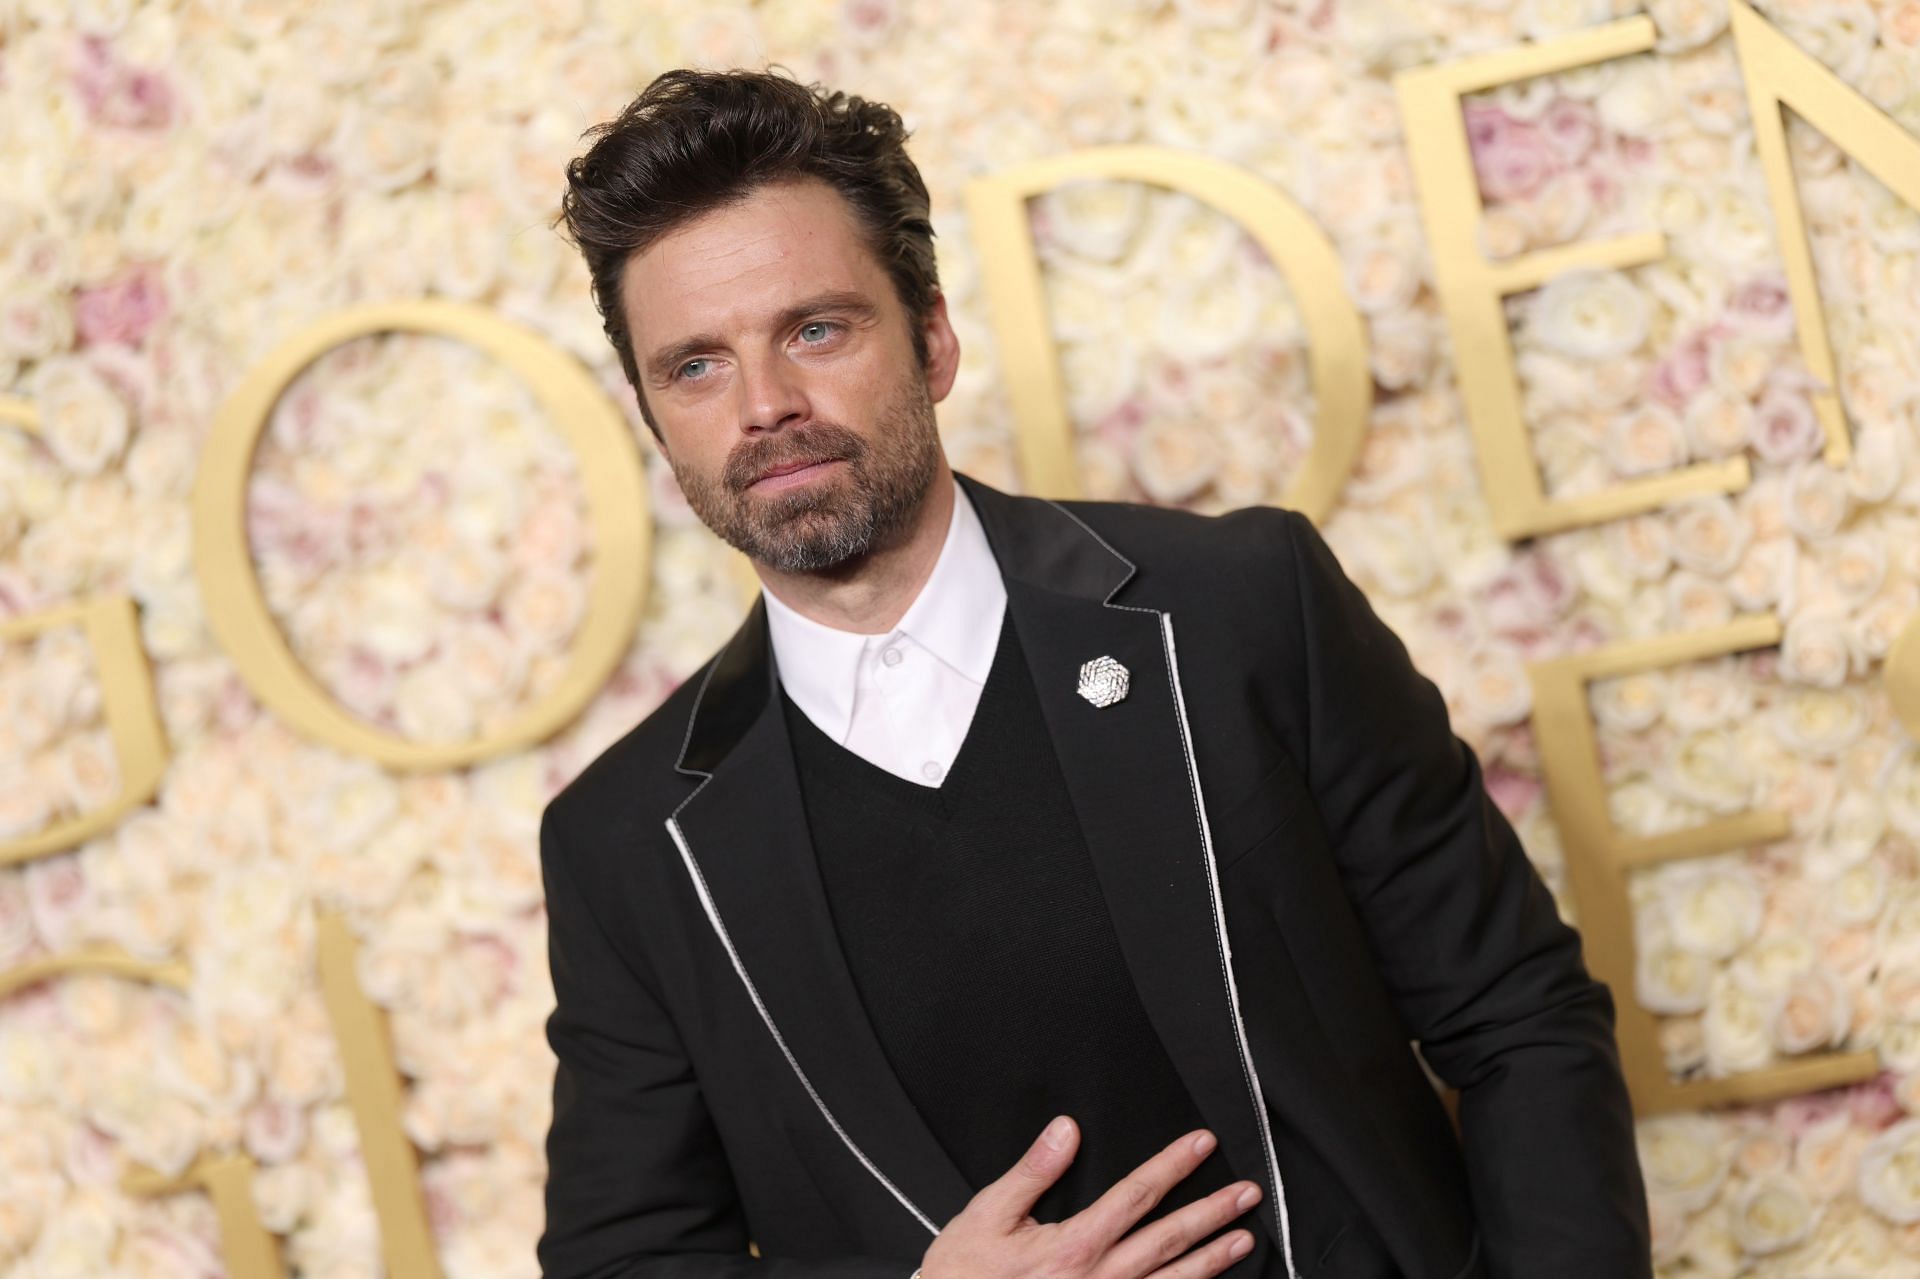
left=3, top=0, right=1920, bottom=1274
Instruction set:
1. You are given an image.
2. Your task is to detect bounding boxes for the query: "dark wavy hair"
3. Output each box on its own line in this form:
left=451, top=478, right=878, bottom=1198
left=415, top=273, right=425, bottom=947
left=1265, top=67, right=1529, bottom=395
left=556, top=67, right=939, bottom=434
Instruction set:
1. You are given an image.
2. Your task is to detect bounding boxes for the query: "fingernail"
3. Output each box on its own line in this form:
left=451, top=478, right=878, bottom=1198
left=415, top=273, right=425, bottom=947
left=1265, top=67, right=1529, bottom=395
left=1192, top=1130, right=1216, bottom=1156
left=1044, top=1116, right=1071, bottom=1150
left=1229, top=1232, right=1254, bottom=1259
left=1236, top=1184, right=1261, bottom=1210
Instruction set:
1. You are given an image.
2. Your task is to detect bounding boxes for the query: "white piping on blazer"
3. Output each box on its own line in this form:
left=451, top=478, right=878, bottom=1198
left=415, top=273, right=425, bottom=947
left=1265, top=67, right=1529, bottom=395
left=663, top=500, right=1300, bottom=1279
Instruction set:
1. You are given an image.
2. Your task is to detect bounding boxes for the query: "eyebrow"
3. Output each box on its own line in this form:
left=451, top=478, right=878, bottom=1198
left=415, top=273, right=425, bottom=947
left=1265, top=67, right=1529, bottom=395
left=644, top=290, right=880, bottom=385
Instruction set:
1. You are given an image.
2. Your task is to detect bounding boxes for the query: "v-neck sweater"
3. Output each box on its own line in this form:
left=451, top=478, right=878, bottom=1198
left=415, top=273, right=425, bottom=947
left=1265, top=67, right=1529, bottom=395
left=781, top=609, right=1235, bottom=1224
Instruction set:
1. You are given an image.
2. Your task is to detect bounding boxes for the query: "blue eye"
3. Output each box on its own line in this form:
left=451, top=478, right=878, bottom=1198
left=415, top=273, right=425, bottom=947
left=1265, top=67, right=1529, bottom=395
left=678, top=358, right=711, bottom=381
left=799, top=321, right=837, bottom=343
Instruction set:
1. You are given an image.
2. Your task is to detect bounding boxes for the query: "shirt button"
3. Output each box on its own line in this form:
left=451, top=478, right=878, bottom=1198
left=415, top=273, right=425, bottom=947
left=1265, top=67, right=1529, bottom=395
left=921, top=760, right=944, bottom=782
left=882, top=647, right=904, bottom=667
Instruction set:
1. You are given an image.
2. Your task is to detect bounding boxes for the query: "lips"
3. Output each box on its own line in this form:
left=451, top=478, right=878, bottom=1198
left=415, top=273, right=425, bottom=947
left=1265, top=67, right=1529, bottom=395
left=751, top=456, right=839, bottom=486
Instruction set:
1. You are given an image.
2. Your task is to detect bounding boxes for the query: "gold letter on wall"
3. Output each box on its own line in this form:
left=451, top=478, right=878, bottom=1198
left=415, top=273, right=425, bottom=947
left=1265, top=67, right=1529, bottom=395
left=964, top=147, right=1371, bottom=523
left=316, top=911, right=443, bottom=1279
left=192, top=300, right=650, bottom=771
left=1529, top=618, right=1879, bottom=1113
left=1731, top=0, right=1920, bottom=468
left=1396, top=18, right=1752, bottom=540
left=0, top=597, right=169, bottom=868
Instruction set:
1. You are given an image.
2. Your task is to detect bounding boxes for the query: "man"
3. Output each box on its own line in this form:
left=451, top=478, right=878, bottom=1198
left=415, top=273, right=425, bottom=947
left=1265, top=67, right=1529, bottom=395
left=541, top=67, right=1651, bottom=1279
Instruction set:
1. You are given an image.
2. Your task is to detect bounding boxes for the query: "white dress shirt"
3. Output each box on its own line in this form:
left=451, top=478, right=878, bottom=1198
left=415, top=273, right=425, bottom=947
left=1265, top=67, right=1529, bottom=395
left=763, top=481, right=1008, bottom=788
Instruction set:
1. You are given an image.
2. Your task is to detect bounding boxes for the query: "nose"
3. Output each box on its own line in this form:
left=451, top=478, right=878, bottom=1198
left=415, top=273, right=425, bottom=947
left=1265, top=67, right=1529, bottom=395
left=736, top=352, right=809, bottom=435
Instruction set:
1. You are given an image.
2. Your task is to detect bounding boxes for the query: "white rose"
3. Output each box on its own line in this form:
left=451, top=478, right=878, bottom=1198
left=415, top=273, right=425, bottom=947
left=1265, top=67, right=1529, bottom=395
left=1606, top=404, right=1688, bottom=477
left=1650, top=0, right=1729, bottom=50
left=1637, top=1113, right=1731, bottom=1212
left=1130, top=413, right=1222, bottom=504
left=1830, top=857, right=1890, bottom=926
left=1662, top=728, right=1751, bottom=814
left=1638, top=942, right=1712, bottom=1014
left=1153, top=274, right=1259, bottom=362
left=27, top=356, right=131, bottom=477
left=1591, top=669, right=1666, bottom=732
left=1667, top=863, right=1764, bottom=958
left=1821, top=533, right=1887, bottom=606
left=1780, top=609, right=1855, bottom=687
left=1602, top=513, right=1673, bottom=581
left=1664, top=659, right=1750, bottom=733
left=1667, top=496, right=1749, bottom=576
left=1848, top=424, right=1907, bottom=504
left=1886, top=748, right=1920, bottom=840
left=1038, top=180, right=1147, bottom=265
left=1530, top=270, right=1650, bottom=360
left=1728, top=537, right=1792, bottom=612
left=1861, top=1118, right=1920, bottom=1223
left=502, top=570, right=587, bottom=654
left=1707, top=336, right=1778, bottom=400
left=1666, top=569, right=1733, bottom=631
left=1795, top=1112, right=1867, bottom=1201
left=24, top=1189, right=121, bottom=1279
left=1596, top=57, right=1673, bottom=135
left=1812, top=790, right=1886, bottom=881
left=1682, top=387, right=1754, bottom=459
left=1704, top=973, right=1774, bottom=1074
left=1782, top=460, right=1853, bottom=541
left=1729, top=1173, right=1818, bottom=1253
left=1354, top=513, right=1437, bottom=598
left=1770, top=687, right=1868, bottom=759
left=1771, top=968, right=1850, bottom=1055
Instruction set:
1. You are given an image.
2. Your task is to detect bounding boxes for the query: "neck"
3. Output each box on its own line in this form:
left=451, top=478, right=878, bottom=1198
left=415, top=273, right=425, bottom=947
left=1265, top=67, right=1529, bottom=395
left=754, top=466, right=957, bottom=634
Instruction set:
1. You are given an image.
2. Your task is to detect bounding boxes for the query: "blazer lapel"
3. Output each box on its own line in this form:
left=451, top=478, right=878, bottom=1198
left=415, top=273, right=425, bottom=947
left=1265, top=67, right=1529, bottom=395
left=667, top=597, right=974, bottom=1239
left=962, top=476, right=1291, bottom=1272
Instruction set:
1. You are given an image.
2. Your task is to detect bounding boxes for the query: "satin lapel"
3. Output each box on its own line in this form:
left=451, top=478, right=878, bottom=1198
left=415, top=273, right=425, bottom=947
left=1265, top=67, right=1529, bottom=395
left=669, top=604, right=973, bottom=1237
left=1005, top=578, right=1284, bottom=1265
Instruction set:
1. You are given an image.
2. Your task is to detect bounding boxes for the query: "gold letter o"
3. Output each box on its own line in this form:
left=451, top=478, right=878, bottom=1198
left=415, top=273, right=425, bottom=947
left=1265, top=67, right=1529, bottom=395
left=193, top=301, right=649, bottom=770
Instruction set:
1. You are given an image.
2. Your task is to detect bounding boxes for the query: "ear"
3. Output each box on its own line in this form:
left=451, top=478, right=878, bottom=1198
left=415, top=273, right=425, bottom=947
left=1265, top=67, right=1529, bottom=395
left=920, top=292, right=961, bottom=405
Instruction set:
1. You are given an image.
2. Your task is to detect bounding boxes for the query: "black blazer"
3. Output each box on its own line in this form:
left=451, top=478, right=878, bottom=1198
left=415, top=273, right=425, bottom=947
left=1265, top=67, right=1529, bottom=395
left=537, top=473, right=1651, bottom=1279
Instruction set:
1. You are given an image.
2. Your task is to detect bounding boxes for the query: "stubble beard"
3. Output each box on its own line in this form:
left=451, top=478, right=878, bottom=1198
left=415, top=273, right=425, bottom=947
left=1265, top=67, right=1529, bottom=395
left=668, top=374, right=942, bottom=575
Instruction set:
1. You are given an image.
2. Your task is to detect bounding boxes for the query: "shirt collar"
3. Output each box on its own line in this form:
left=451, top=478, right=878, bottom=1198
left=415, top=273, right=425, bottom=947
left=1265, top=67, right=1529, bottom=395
left=763, top=479, right=1008, bottom=743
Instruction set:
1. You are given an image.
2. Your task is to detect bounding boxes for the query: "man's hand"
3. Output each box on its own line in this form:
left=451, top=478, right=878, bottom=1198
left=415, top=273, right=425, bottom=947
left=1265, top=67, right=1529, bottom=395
left=918, top=1117, right=1261, bottom=1279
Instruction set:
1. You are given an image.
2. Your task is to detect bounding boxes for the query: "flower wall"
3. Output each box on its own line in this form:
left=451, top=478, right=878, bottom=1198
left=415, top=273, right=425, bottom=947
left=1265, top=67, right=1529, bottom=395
left=3, top=0, right=1920, bottom=1274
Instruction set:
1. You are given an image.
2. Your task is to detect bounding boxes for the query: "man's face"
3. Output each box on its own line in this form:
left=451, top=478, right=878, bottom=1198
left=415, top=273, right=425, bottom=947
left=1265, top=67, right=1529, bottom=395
left=621, top=177, right=959, bottom=574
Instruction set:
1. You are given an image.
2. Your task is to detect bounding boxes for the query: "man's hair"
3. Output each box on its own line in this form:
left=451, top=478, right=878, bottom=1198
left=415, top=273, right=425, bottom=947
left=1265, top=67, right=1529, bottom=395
left=557, top=68, right=939, bottom=433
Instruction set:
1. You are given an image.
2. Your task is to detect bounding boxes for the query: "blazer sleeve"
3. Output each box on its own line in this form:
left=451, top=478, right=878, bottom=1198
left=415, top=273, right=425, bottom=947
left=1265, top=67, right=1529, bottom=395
left=1277, top=509, right=1652, bottom=1278
left=538, top=800, right=910, bottom=1279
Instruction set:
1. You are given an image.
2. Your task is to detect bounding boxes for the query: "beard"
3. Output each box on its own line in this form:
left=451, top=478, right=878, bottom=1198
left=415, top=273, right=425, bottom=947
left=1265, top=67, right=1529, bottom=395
left=667, top=372, right=942, bottom=574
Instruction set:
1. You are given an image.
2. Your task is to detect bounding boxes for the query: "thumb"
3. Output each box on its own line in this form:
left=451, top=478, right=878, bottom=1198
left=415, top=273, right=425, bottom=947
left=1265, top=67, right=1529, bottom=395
left=974, top=1115, right=1078, bottom=1228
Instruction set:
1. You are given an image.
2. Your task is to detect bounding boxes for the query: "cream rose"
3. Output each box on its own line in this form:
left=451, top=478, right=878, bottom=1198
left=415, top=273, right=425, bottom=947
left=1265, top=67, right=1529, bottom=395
left=1731, top=1172, right=1819, bottom=1253
left=1782, top=460, right=1853, bottom=541
left=27, top=356, right=132, bottom=477
left=1667, top=863, right=1765, bottom=959
left=1637, top=1113, right=1731, bottom=1212
left=1531, top=270, right=1651, bottom=360
left=1862, top=1118, right=1920, bottom=1224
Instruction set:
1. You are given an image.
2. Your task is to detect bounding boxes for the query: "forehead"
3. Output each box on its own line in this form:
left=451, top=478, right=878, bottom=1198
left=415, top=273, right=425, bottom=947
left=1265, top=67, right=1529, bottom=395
left=621, top=178, right=887, bottom=345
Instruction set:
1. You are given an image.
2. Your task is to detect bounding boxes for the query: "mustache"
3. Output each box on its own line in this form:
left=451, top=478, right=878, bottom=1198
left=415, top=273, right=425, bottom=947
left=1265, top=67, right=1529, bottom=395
left=723, top=425, right=866, bottom=491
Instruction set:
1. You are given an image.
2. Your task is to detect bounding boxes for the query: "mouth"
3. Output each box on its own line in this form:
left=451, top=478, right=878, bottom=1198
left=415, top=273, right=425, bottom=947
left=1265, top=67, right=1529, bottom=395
left=748, top=456, right=844, bottom=492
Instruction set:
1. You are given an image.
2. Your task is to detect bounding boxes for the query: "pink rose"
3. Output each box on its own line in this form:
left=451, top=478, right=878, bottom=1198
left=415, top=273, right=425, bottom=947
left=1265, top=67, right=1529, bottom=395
left=1726, top=274, right=1796, bottom=341
left=23, top=853, right=91, bottom=950
left=1466, top=102, right=1561, bottom=203
left=1483, top=766, right=1542, bottom=822
left=74, top=263, right=169, bottom=349
left=1848, top=1073, right=1904, bottom=1130
left=1540, top=98, right=1599, bottom=163
left=1751, top=387, right=1824, bottom=464
left=72, top=36, right=177, bottom=132
left=1773, top=1090, right=1846, bottom=1137
left=1645, top=329, right=1714, bottom=410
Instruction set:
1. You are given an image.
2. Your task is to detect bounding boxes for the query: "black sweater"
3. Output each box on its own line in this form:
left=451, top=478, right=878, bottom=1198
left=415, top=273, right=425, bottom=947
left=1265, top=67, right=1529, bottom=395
left=783, top=611, right=1234, bottom=1224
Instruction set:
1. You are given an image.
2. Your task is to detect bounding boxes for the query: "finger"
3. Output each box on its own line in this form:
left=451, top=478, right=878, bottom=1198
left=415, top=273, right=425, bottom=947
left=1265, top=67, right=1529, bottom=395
left=1104, top=1180, right=1261, bottom=1279
left=1066, top=1129, right=1218, bottom=1248
left=971, top=1115, right=1079, bottom=1227
left=1142, top=1228, right=1256, bottom=1279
